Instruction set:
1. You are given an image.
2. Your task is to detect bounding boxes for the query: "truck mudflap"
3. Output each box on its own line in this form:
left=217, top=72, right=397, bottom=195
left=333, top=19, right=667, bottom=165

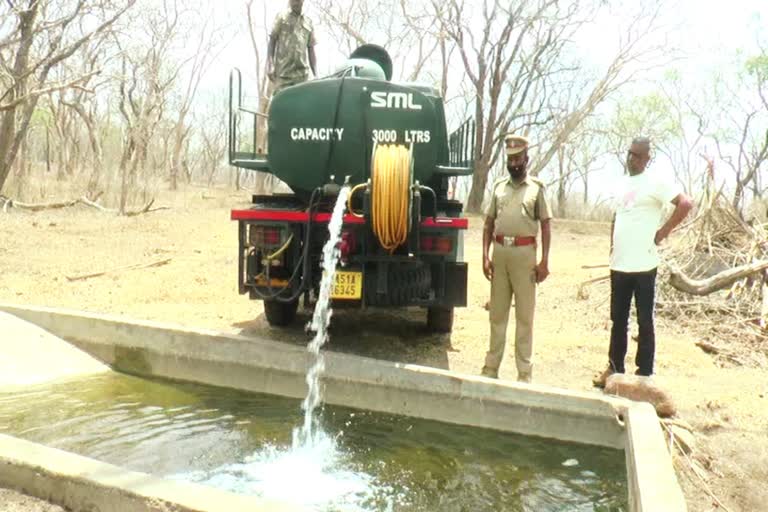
left=440, top=262, right=468, bottom=307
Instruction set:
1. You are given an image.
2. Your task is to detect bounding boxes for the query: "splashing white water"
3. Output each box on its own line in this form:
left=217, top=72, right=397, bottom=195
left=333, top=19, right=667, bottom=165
left=176, top=186, right=397, bottom=510
left=179, top=431, right=376, bottom=510
left=294, top=185, right=350, bottom=448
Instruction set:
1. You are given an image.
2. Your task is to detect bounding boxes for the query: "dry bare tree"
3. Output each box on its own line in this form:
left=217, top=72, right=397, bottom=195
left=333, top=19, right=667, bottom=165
left=168, top=8, right=227, bottom=190
left=546, top=124, right=606, bottom=217
left=433, top=0, right=586, bottom=212
left=433, top=0, right=672, bottom=212
left=526, top=3, right=672, bottom=178
left=313, top=0, right=442, bottom=82
left=57, top=47, right=108, bottom=198
left=197, top=108, right=227, bottom=187
left=658, top=71, right=712, bottom=194
left=710, top=53, right=768, bottom=215
left=113, top=0, right=190, bottom=212
left=0, top=0, right=135, bottom=194
left=244, top=0, right=277, bottom=192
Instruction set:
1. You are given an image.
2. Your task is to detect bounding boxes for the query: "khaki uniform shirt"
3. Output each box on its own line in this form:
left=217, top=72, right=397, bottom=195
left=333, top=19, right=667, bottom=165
left=486, top=175, right=553, bottom=237
left=270, top=11, right=316, bottom=82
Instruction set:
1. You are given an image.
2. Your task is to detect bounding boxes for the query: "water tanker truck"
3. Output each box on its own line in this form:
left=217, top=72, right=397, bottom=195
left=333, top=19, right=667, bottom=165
left=229, top=45, right=475, bottom=332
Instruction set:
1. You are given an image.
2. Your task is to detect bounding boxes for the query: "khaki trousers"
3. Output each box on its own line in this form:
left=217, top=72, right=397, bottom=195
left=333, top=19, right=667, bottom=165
left=484, top=243, right=537, bottom=380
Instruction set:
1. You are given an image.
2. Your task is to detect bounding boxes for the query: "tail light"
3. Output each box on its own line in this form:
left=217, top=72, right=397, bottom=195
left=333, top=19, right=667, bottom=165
left=420, top=235, right=453, bottom=254
left=250, top=225, right=284, bottom=248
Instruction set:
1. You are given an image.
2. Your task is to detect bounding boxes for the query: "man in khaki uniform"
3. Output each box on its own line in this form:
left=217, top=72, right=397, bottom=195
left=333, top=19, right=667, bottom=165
left=268, top=0, right=317, bottom=92
left=481, top=135, right=552, bottom=382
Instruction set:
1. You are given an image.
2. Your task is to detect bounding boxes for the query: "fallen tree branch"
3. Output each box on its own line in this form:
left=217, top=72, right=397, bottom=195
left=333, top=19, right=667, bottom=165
left=695, top=341, right=721, bottom=354
left=79, top=196, right=113, bottom=212
left=123, top=198, right=169, bottom=217
left=65, top=257, right=173, bottom=282
left=0, top=195, right=169, bottom=217
left=577, top=275, right=610, bottom=300
left=669, top=260, right=768, bottom=296
left=1, top=197, right=80, bottom=211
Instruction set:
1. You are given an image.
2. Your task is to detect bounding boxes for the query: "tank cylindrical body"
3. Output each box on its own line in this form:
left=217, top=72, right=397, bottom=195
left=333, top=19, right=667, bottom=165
left=267, top=74, right=450, bottom=198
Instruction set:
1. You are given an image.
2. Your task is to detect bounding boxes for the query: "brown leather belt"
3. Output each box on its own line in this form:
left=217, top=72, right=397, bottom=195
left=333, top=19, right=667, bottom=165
left=494, top=234, right=536, bottom=247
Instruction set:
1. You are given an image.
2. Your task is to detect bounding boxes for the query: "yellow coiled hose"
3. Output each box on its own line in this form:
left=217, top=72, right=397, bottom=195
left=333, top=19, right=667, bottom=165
left=346, top=144, right=412, bottom=253
left=372, top=144, right=411, bottom=253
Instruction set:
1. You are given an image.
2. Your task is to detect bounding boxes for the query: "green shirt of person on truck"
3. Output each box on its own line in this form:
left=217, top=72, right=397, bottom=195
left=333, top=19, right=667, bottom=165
left=268, top=0, right=317, bottom=91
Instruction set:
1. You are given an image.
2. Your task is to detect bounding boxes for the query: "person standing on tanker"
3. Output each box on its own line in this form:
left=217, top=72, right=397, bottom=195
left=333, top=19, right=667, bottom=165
left=481, top=135, right=553, bottom=383
left=268, top=0, right=317, bottom=92
left=593, top=137, right=693, bottom=388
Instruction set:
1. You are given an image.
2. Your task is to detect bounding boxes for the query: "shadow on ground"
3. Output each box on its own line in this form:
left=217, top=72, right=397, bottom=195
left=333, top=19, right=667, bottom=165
left=234, top=307, right=453, bottom=370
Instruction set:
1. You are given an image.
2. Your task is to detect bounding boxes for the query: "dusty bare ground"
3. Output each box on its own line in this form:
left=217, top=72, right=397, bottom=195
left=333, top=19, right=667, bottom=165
left=0, top=490, right=65, bottom=512
left=0, top=187, right=766, bottom=512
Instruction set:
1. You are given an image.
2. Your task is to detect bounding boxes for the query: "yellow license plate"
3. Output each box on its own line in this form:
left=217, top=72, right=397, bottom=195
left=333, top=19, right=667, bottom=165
left=331, top=271, right=362, bottom=300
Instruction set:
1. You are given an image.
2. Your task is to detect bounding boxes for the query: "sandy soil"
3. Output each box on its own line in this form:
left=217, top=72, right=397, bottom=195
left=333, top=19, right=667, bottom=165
left=0, top=490, right=65, bottom=512
left=0, top=187, right=766, bottom=512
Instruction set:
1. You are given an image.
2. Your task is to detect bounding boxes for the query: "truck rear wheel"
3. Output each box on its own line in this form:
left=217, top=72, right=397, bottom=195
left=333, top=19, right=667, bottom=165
left=427, top=306, right=454, bottom=333
left=263, top=300, right=298, bottom=326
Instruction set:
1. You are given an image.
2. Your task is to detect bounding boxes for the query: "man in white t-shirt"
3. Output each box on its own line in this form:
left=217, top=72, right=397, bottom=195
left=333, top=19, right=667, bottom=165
left=593, top=137, right=693, bottom=387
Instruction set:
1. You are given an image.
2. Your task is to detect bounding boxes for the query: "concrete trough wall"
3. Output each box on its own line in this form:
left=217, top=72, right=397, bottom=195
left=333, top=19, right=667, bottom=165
left=0, top=304, right=687, bottom=511
left=0, top=434, right=299, bottom=512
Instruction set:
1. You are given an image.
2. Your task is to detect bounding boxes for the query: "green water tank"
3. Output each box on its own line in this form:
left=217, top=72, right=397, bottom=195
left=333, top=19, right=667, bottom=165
left=265, top=45, right=459, bottom=199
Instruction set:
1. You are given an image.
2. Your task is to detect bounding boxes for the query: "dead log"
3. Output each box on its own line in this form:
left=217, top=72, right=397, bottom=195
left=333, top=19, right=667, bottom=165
left=0, top=194, right=168, bottom=217
left=79, top=196, right=113, bottom=212
left=65, top=257, right=172, bottom=282
left=124, top=198, right=170, bottom=217
left=695, top=341, right=720, bottom=354
left=669, top=259, right=768, bottom=296
left=1, top=198, right=79, bottom=211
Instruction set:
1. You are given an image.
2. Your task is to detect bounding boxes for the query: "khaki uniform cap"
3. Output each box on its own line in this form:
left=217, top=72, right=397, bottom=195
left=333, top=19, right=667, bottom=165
left=504, top=134, right=529, bottom=156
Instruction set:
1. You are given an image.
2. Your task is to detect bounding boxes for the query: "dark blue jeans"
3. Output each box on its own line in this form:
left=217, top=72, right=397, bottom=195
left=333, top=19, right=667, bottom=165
left=609, top=269, right=657, bottom=376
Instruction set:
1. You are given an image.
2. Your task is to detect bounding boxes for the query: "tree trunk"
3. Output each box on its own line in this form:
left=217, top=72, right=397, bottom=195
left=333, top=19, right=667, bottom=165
left=466, top=160, right=491, bottom=213
left=0, top=3, right=39, bottom=193
left=169, top=116, right=187, bottom=191
left=556, top=146, right=566, bottom=218
left=56, top=141, right=68, bottom=181
left=732, top=180, right=744, bottom=216
left=14, top=134, right=29, bottom=199
left=465, top=92, right=489, bottom=213
left=45, top=126, right=51, bottom=175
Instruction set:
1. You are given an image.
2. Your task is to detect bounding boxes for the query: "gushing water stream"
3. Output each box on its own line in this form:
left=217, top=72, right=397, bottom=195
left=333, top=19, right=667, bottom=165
left=294, top=185, right=350, bottom=449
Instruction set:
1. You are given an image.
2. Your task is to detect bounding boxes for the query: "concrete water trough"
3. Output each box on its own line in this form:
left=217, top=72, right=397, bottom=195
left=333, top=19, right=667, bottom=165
left=0, top=304, right=686, bottom=511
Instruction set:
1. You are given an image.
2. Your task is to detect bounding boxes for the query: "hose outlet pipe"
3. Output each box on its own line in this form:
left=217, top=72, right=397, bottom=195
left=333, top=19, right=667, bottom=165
left=322, top=178, right=341, bottom=197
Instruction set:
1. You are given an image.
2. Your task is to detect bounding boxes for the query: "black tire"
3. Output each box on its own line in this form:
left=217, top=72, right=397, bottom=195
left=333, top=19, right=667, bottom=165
left=263, top=300, right=298, bottom=326
left=427, top=306, right=454, bottom=333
